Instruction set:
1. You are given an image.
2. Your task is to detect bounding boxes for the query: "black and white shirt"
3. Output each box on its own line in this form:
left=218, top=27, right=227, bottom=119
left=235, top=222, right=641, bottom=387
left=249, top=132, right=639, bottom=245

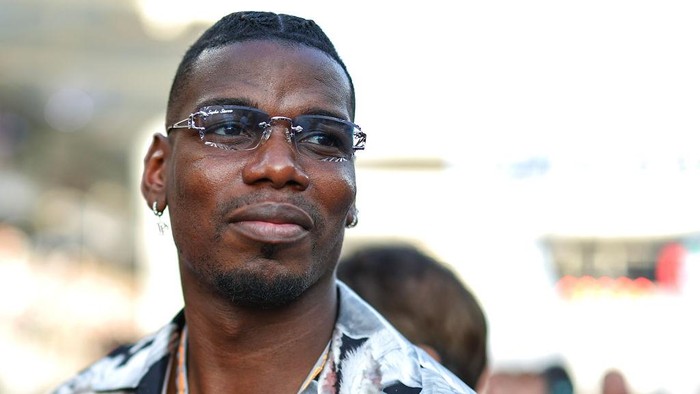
left=53, top=282, right=475, bottom=393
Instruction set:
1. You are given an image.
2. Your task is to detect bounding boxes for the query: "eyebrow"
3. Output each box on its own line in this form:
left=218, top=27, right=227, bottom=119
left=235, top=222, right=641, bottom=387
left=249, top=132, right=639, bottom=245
left=298, top=107, right=350, bottom=121
left=195, top=99, right=351, bottom=122
left=196, top=97, right=259, bottom=109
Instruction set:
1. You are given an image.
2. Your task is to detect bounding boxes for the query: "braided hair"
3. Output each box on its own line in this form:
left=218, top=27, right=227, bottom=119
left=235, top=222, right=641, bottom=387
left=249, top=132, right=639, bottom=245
left=167, top=11, right=355, bottom=117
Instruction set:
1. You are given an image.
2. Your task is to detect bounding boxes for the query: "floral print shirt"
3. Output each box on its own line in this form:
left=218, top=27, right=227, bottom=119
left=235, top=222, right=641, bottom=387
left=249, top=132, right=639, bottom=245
left=53, top=281, right=475, bottom=393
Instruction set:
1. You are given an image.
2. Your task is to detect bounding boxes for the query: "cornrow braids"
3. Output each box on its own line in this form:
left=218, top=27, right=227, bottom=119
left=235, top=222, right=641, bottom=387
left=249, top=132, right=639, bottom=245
left=167, top=11, right=355, bottom=118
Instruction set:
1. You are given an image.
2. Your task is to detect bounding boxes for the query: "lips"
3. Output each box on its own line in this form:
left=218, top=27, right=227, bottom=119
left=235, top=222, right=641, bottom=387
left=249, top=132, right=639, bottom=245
left=227, top=202, right=314, bottom=243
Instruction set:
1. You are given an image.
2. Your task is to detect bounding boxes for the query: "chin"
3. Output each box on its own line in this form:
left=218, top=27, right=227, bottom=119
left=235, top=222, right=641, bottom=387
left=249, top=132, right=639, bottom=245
left=211, top=267, right=314, bottom=309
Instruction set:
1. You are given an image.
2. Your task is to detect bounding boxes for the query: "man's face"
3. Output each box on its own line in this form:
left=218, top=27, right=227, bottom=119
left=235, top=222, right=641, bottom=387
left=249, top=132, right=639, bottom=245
left=158, top=40, right=356, bottom=308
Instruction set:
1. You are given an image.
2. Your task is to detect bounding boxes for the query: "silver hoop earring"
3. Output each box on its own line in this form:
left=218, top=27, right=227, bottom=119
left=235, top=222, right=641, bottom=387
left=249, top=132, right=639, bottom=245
left=152, top=201, right=168, bottom=235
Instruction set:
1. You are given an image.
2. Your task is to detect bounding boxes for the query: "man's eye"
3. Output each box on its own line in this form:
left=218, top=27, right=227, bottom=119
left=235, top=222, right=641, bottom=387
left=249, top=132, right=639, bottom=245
left=207, top=122, right=246, bottom=136
left=299, top=131, right=343, bottom=147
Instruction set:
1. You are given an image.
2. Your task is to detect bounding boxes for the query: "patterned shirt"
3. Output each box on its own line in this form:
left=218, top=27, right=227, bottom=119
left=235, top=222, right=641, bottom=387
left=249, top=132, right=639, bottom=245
left=53, top=281, right=475, bottom=393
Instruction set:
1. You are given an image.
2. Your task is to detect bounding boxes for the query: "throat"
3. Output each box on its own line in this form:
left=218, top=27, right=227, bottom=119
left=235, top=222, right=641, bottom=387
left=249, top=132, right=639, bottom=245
left=172, top=324, right=332, bottom=394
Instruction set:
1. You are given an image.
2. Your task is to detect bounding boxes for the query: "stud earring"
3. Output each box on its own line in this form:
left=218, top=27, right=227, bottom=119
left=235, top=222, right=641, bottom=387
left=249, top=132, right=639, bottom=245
left=152, top=201, right=168, bottom=235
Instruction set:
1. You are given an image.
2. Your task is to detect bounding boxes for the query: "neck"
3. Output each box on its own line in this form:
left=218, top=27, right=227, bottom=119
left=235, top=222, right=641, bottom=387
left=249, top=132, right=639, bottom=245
left=179, top=275, right=338, bottom=394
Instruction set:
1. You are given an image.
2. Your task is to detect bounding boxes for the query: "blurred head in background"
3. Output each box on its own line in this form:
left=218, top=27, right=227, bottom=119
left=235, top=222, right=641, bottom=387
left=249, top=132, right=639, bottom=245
left=338, top=243, right=489, bottom=390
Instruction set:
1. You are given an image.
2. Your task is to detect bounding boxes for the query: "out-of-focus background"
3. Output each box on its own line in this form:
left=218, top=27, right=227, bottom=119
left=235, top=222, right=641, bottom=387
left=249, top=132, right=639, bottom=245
left=1, top=0, right=699, bottom=393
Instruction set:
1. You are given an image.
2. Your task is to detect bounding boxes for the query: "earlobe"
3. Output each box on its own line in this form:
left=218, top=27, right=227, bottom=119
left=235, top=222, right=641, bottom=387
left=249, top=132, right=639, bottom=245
left=345, top=206, right=358, bottom=228
left=141, top=134, right=170, bottom=209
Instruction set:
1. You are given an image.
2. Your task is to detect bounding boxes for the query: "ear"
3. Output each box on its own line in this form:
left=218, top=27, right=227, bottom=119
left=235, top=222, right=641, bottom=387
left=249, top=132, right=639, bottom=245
left=141, top=134, right=170, bottom=210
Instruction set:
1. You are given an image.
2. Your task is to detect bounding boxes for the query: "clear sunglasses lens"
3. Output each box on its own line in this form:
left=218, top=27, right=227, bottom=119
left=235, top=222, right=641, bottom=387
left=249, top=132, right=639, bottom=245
left=197, top=106, right=268, bottom=151
left=293, top=115, right=356, bottom=160
left=193, top=106, right=363, bottom=160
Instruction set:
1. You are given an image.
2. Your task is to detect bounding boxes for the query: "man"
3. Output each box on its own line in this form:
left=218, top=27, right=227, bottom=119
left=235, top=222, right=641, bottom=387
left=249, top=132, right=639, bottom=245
left=338, top=244, right=489, bottom=391
left=54, top=11, right=474, bottom=394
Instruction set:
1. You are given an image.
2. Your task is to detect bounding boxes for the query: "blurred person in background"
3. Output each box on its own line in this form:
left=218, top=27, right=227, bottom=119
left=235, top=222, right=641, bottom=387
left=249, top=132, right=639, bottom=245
left=52, top=10, right=474, bottom=394
left=485, top=363, right=574, bottom=394
left=484, top=371, right=546, bottom=394
left=338, top=243, right=489, bottom=391
left=541, top=364, right=575, bottom=394
left=601, top=369, right=630, bottom=394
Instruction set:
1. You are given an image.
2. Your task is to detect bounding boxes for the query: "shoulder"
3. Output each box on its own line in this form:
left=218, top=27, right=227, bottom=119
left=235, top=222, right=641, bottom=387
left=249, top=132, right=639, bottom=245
left=333, top=282, right=476, bottom=393
left=51, top=318, right=180, bottom=394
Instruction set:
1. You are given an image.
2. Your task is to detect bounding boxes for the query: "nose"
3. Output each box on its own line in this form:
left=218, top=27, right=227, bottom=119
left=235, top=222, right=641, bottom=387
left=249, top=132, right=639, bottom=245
left=242, top=124, right=310, bottom=190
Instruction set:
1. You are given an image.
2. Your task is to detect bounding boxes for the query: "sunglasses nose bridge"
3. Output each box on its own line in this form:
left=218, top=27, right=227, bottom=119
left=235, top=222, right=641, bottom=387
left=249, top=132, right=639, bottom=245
left=262, top=116, right=298, bottom=145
